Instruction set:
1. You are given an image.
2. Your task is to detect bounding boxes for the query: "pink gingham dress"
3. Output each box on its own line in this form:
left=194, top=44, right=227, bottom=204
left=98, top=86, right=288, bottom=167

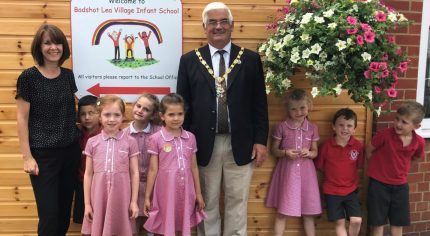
left=144, top=127, right=207, bottom=235
left=81, top=130, right=140, bottom=236
left=265, top=119, right=322, bottom=216
left=124, top=122, right=161, bottom=216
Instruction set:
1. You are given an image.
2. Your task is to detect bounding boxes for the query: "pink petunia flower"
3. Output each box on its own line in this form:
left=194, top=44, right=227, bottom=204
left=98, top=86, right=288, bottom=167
left=361, top=23, right=372, bottom=31
left=381, top=52, right=388, bottom=61
left=398, top=61, right=408, bottom=73
left=364, top=31, right=376, bottom=43
left=379, top=69, right=389, bottom=78
left=369, top=62, right=379, bottom=72
left=356, top=35, right=364, bottom=45
left=282, top=7, right=289, bottom=14
left=392, top=70, right=398, bottom=81
left=395, top=47, right=402, bottom=55
left=387, top=36, right=395, bottom=43
left=387, top=87, right=398, bottom=98
left=347, top=16, right=358, bottom=25
left=346, top=28, right=358, bottom=35
left=379, top=62, right=387, bottom=71
left=374, top=86, right=382, bottom=94
left=364, top=70, right=372, bottom=79
left=375, top=11, right=387, bottom=22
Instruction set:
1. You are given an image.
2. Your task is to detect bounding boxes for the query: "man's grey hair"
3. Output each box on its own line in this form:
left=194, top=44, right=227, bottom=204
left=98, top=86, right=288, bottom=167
left=202, top=2, right=233, bottom=26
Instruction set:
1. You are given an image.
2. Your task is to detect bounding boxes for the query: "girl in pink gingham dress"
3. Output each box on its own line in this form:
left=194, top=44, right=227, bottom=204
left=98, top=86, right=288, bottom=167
left=123, top=94, right=161, bottom=234
left=81, top=95, right=140, bottom=236
left=144, top=93, right=206, bottom=236
left=266, top=89, right=321, bottom=236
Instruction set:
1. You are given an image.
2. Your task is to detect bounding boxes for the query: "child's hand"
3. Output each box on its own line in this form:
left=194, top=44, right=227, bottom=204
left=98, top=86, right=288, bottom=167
left=196, top=193, right=205, bottom=211
left=285, top=149, right=300, bottom=159
left=84, top=204, right=93, bottom=222
left=143, top=198, right=151, bottom=217
left=300, top=149, right=311, bottom=158
left=129, top=202, right=139, bottom=219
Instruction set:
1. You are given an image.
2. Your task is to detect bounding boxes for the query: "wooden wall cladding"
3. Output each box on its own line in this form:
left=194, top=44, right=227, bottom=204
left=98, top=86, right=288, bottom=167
left=0, top=1, right=371, bottom=235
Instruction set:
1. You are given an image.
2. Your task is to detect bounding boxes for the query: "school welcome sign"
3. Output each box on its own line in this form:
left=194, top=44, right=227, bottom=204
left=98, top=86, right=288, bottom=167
left=71, top=0, right=182, bottom=102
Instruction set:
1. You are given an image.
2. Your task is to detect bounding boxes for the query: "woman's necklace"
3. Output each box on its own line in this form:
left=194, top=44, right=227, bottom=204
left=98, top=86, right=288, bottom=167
left=195, top=48, right=244, bottom=97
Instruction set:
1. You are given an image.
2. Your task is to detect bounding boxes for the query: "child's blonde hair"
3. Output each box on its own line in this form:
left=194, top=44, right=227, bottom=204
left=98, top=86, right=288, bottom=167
left=135, top=93, right=161, bottom=125
left=284, top=88, right=313, bottom=110
left=397, top=100, right=425, bottom=124
left=97, top=95, right=126, bottom=115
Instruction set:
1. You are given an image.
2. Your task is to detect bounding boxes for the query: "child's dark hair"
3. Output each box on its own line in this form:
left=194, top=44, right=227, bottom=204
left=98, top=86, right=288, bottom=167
left=77, top=95, right=98, bottom=116
left=332, top=108, right=358, bottom=128
left=397, top=101, right=425, bottom=124
left=284, top=88, right=312, bottom=109
left=31, top=24, right=70, bottom=66
left=135, top=94, right=161, bottom=125
left=96, top=95, right=126, bottom=115
left=160, top=93, right=185, bottom=114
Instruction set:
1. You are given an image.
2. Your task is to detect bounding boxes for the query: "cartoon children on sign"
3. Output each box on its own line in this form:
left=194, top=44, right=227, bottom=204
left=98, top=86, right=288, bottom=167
left=124, top=34, right=137, bottom=61
left=107, top=28, right=122, bottom=62
left=138, top=31, right=153, bottom=61
left=91, top=20, right=164, bottom=68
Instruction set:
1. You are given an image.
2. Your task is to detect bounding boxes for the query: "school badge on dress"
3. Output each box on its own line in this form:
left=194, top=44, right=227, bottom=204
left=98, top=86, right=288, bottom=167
left=163, top=143, right=172, bottom=153
left=349, top=150, right=359, bottom=161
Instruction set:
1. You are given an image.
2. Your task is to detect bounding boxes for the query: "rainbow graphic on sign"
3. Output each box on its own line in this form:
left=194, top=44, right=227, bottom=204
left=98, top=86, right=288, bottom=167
left=91, top=19, right=163, bottom=46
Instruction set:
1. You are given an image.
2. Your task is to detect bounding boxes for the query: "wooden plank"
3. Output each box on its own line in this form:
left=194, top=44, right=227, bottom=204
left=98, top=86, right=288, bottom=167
left=0, top=186, right=34, bottom=202
left=0, top=218, right=82, bottom=233
left=0, top=137, right=20, bottom=154
left=0, top=171, right=30, bottom=186
left=0, top=53, right=71, bottom=70
left=0, top=154, right=22, bottom=170
left=0, top=104, right=17, bottom=120
left=0, top=70, right=21, bottom=87
left=0, top=2, right=70, bottom=19
left=0, top=121, right=17, bottom=137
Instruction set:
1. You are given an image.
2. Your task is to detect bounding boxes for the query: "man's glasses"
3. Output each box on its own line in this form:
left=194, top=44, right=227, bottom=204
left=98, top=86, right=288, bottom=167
left=206, top=19, right=230, bottom=27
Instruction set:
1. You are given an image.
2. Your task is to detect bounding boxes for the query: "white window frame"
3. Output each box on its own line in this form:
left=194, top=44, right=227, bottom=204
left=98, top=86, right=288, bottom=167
left=417, top=0, right=430, bottom=138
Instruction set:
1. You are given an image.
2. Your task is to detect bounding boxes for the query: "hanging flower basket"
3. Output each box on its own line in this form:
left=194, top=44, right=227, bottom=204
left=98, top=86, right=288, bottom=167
left=259, top=0, right=410, bottom=115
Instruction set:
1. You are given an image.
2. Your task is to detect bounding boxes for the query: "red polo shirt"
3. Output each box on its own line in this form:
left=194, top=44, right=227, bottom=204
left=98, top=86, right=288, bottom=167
left=367, top=127, right=425, bottom=185
left=315, top=136, right=364, bottom=196
left=78, top=128, right=101, bottom=182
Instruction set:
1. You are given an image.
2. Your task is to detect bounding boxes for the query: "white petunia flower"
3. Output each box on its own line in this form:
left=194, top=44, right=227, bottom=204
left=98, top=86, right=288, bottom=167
left=273, top=42, right=283, bottom=51
left=333, top=84, right=342, bottom=95
left=320, top=51, right=328, bottom=61
left=314, top=16, right=325, bottom=23
left=283, top=34, right=294, bottom=45
left=281, top=79, right=291, bottom=88
left=290, top=52, right=301, bottom=63
left=353, top=4, right=358, bottom=12
left=388, top=12, right=397, bottom=22
left=335, top=40, right=347, bottom=51
left=367, top=90, right=373, bottom=101
left=347, top=38, right=353, bottom=45
left=265, top=85, right=271, bottom=95
left=307, top=60, right=314, bottom=66
left=398, top=13, right=408, bottom=22
left=376, top=106, right=382, bottom=117
left=310, top=43, right=322, bottom=54
left=323, top=9, right=334, bottom=18
left=302, top=49, right=312, bottom=59
left=361, top=52, right=372, bottom=62
left=328, top=23, right=337, bottom=29
left=258, top=44, right=266, bottom=53
left=300, top=33, right=310, bottom=42
left=300, top=13, right=314, bottom=24
left=311, top=87, right=320, bottom=98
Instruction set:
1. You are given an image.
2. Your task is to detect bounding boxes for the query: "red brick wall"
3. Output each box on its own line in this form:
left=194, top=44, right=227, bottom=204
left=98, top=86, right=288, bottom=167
left=375, top=1, right=430, bottom=235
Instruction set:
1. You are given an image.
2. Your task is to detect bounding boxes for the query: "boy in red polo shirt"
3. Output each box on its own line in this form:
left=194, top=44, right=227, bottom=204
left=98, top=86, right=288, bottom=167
left=73, top=95, right=101, bottom=224
left=315, top=108, right=364, bottom=236
left=367, top=101, right=425, bottom=236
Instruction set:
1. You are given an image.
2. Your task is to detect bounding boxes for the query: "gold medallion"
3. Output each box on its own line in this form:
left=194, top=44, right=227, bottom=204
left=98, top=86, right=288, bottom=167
left=163, top=143, right=172, bottom=153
